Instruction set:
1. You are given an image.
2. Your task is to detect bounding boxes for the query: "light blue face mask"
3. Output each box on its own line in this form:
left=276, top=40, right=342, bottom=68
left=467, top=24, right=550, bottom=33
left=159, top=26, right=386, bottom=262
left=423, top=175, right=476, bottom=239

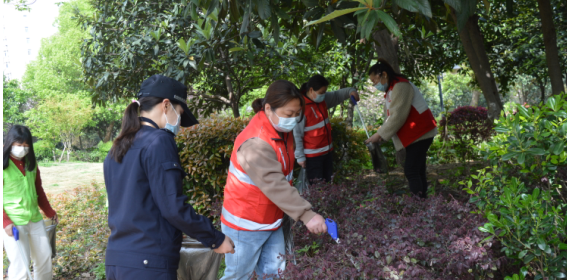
left=164, top=105, right=181, bottom=135
left=374, top=81, right=388, bottom=92
left=312, top=92, right=326, bottom=103
left=270, top=109, right=300, bottom=133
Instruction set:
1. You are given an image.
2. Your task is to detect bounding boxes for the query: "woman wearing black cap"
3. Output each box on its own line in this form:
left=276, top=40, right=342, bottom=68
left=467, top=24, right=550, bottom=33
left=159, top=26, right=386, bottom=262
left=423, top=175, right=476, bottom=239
left=103, top=75, right=235, bottom=280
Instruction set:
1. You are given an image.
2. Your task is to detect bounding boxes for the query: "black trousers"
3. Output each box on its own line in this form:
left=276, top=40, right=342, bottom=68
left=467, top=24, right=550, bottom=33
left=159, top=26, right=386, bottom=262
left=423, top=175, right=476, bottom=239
left=404, top=137, right=434, bottom=198
left=306, top=152, right=334, bottom=183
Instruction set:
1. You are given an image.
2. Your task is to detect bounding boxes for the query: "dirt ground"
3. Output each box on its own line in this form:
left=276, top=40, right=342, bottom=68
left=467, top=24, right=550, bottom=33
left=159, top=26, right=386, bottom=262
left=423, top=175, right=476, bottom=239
left=39, top=162, right=105, bottom=194
left=358, top=161, right=487, bottom=199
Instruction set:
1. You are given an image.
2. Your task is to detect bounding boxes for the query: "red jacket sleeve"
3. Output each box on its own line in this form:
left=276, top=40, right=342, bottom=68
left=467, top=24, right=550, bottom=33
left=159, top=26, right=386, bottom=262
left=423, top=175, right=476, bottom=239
left=3, top=209, right=13, bottom=228
left=35, top=168, right=56, bottom=218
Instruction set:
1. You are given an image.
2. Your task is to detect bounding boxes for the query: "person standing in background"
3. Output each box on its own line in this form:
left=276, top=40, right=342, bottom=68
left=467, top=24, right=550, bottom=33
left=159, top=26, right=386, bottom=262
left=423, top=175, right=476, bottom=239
left=293, top=75, right=360, bottom=183
left=365, top=59, right=438, bottom=198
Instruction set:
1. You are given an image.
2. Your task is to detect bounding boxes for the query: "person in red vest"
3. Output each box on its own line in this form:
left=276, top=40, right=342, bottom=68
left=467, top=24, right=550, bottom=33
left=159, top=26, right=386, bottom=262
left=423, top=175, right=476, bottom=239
left=365, top=59, right=438, bottom=198
left=221, top=80, right=328, bottom=280
left=293, top=75, right=360, bottom=183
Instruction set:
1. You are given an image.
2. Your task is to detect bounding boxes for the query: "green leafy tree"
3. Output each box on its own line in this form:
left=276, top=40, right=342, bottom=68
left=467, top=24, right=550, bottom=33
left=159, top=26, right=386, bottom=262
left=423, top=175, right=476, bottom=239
left=21, top=0, right=123, bottom=143
left=25, top=94, right=94, bottom=162
left=3, top=76, right=32, bottom=133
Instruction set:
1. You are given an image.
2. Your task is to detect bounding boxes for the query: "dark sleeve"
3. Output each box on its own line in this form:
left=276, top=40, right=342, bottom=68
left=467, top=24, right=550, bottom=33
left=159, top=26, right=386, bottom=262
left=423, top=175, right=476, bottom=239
left=143, top=133, right=225, bottom=249
left=35, top=167, right=56, bottom=218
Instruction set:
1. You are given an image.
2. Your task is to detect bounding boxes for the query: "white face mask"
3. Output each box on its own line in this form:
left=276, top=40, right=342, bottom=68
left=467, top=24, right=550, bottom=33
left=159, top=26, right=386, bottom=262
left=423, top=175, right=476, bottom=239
left=269, top=109, right=300, bottom=133
left=164, top=105, right=181, bottom=135
left=11, top=146, right=29, bottom=159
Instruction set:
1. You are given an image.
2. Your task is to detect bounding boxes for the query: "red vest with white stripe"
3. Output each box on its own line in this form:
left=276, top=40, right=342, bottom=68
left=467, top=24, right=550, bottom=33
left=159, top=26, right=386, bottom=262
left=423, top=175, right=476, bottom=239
left=385, top=77, right=437, bottom=148
left=302, top=95, right=333, bottom=157
left=221, top=111, right=295, bottom=231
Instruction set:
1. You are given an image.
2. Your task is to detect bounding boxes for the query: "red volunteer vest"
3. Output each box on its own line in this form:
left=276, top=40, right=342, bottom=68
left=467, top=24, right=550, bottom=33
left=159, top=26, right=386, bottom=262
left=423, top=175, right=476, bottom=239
left=221, top=111, right=295, bottom=231
left=385, top=77, right=437, bottom=148
left=302, top=95, right=333, bottom=157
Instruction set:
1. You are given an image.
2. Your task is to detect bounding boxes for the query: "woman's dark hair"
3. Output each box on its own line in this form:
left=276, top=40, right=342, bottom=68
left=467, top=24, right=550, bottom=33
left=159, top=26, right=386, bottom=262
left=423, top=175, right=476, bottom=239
left=3, top=125, right=37, bottom=171
left=252, top=80, right=305, bottom=122
left=299, top=74, right=330, bottom=96
left=368, top=58, right=408, bottom=87
left=111, top=97, right=182, bottom=163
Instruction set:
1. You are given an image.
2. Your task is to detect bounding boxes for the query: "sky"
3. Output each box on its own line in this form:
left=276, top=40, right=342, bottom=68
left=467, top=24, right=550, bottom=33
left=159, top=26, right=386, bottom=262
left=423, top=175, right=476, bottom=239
left=2, top=0, right=66, bottom=81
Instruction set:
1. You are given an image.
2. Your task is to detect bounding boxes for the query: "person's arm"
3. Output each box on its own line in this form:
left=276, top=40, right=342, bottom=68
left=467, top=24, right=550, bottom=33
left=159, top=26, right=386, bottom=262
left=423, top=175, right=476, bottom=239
left=324, top=87, right=357, bottom=109
left=34, top=168, right=56, bottom=219
left=376, top=83, right=414, bottom=141
left=3, top=209, right=13, bottom=228
left=144, top=133, right=225, bottom=249
left=237, top=138, right=316, bottom=224
left=292, top=116, right=307, bottom=164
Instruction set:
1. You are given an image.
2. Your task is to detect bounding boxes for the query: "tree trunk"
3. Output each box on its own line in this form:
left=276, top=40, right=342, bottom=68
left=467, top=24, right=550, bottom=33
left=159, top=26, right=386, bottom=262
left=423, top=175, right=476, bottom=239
left=103, top=120, right=116, bottom=142
left=372, top=29, right=400, bottom=73
left=346, top=104, right=354, bottom=128
left=537, top=0, right=565, bottom=95
left=224, top=73, right=240, bottom=118
left=79, top=135, right=83, bottom=150
left=230, top=101, right=240, bottom=118
left=58, top=145, right=66, bottom=163
left=453, top=13, right=504, bottom=119
left=470, top=90, right=481, bottom=107
left=518, top=88, right=526, bottom=104
left=539, top=83, right=546, bottom=104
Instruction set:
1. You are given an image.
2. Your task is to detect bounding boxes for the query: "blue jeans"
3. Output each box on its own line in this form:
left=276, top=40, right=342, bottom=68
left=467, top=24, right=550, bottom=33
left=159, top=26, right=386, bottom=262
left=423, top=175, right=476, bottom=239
left=221, top=223, right=286, bottom=280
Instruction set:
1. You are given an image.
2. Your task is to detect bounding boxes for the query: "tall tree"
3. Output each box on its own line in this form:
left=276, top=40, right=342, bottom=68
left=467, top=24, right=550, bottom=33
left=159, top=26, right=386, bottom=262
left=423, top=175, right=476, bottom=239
left=21, top=0, right=122, bottom=143
left=25, top=94, right=94, bottom=162
left=536, top=0, right=565, bottom=95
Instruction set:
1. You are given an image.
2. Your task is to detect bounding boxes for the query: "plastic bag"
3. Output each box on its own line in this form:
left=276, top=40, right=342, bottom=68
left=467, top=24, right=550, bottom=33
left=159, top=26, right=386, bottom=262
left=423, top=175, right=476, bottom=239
left=295, top=168, right=309, bottom=194
left=282, top=214, right=296, bottom=265
left=177, top=237, right=223, bottom=280
left=44, top=219, right=57, bottom=258
left=367, top=142, right=388, bottom=174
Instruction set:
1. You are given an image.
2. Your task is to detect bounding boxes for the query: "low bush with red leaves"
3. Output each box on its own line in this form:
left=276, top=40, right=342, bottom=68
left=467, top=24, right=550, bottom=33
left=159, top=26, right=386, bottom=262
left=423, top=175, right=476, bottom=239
left=280, top=179, right=507, bottom=280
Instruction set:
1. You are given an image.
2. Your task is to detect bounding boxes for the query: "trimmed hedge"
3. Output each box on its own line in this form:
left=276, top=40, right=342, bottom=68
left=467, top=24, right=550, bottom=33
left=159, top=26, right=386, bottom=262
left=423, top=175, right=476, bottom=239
left=176, top=115, right=370, bottom=217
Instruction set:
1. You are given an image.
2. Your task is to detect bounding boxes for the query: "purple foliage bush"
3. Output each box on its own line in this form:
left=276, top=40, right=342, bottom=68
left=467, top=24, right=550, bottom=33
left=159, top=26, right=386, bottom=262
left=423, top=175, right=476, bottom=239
left=442, top=106, right=494, bottom=144
left=281, top=180, right=504, bottom=279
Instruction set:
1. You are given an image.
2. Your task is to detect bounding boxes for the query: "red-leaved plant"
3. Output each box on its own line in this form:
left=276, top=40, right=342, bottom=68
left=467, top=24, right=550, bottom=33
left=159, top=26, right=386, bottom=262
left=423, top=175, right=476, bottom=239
left=278, top=179, right=507, bottom=279
left=440, top=106, right=494, bottom=161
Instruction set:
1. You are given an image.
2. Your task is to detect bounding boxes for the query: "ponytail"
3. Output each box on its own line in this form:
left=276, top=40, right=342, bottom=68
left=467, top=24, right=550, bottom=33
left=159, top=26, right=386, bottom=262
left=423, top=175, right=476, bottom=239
left=110, top=97, right=163, bottom=163
left=300, top=75, right=329, bottom=96
left=252, top=98, right=265, bottom=113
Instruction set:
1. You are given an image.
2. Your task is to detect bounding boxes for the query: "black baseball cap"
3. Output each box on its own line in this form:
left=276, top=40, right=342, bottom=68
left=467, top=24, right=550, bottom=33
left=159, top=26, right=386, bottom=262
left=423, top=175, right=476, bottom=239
left=137, top=75, right=198, bottom=127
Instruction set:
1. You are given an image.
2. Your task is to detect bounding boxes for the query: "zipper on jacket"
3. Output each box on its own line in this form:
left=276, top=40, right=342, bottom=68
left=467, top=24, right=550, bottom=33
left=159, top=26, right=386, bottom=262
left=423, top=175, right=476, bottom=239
left=311, top=107, right=318, bottom=118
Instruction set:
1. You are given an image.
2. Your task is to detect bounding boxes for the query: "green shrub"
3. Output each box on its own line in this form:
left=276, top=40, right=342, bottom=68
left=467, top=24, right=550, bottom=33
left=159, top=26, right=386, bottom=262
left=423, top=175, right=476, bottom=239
left=176, top=115, right=371, bottom=218
left=33, top=140, right=55, bottom=161
left=97, top=141, right=113, bottom=162
left=176, top=115, right=250, bottom=217
left=462, top=94, right=567, bottom=279
left=2, top=183, right=110, bottom=278
left=329, top=118, right=370, bottom=180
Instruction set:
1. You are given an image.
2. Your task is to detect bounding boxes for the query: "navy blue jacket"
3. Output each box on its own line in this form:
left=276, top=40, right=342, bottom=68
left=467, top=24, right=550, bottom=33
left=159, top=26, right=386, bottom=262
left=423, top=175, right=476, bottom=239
left=103, top=125, right=225, bottom=271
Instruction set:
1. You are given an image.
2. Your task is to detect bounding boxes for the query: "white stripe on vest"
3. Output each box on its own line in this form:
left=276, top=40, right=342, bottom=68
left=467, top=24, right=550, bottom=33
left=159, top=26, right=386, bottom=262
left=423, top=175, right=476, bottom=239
left=304, top=118, right=330, bottom=132
left=304, top=143, right=333, bottom=155
left=222, top=207, right=283, bottom=231
left=229, top=161, right=294, bottom=185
